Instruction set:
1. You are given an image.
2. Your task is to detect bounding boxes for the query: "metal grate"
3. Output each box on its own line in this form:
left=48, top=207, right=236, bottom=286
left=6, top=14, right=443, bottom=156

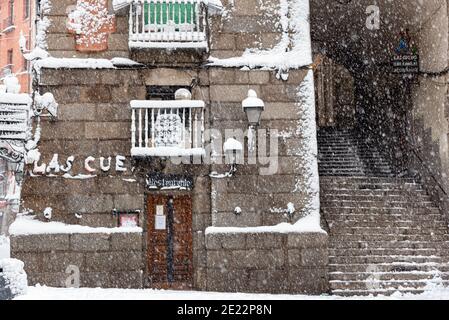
left=146, top=86, right=188, bottom=100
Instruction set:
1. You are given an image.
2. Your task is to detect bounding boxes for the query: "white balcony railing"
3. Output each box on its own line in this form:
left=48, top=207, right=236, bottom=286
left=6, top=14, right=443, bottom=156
left=131, top=100, right=206, bottom=157
left=128, top=0, right=208, bottom=49
left=0, top=99, right=31, bottom=141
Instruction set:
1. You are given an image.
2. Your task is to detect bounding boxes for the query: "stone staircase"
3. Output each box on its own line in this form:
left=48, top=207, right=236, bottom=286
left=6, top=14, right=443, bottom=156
left=318, top=128, right=393, bottom=177
left=318, top=128, right=449, bottom=296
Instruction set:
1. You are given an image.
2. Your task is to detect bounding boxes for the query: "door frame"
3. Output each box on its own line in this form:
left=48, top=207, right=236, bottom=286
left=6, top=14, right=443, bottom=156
left=144, top=191, right=194, bottom=289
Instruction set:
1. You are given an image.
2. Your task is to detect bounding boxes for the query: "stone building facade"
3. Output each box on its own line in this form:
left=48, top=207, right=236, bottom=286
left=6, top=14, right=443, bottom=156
left=0, top=0, right=36, bottom=92
left=9, top=0, right=329, bottom=294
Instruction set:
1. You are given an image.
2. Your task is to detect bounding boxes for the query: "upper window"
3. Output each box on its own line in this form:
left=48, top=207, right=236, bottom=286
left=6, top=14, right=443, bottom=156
left=23, top=0, right=30, bottom=19
left=0, top=159, right=7, bottom=199
left=7, top=49, right=13, bottom=66
left=23, top=56, right=29, bottom=72
left=8, top=0, right=14, bottom=24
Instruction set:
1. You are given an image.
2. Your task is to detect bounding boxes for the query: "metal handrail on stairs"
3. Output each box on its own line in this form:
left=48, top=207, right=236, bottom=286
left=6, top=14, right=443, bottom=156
left=357, top=124, right=449, bottom=206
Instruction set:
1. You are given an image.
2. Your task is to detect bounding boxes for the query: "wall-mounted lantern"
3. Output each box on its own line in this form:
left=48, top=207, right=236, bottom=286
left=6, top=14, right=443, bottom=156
left=242, top=89, right=265, bottom=128
left=223, top=138, right=243, bottom=177
left=210, top=138, right=243, bottom=179
left=242, top=90, right=264, bottom=152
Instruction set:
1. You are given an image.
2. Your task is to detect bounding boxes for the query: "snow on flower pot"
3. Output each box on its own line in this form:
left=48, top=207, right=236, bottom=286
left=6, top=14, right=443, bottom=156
left=0, top=258, right=28, bottom=300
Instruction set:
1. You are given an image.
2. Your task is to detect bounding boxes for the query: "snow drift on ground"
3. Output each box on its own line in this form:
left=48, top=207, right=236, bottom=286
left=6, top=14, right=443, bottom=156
left=0, top=258, right=28, bottom=296
left=0, top=235, right=10, bottom=259
left=14, top=280, right=449, bottom=300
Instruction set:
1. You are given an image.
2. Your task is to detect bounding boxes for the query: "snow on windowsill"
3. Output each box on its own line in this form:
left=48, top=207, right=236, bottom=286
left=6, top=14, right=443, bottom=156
left=206, top=212, right=326, bottom=235
left=9, top=215, right=142, bottom=236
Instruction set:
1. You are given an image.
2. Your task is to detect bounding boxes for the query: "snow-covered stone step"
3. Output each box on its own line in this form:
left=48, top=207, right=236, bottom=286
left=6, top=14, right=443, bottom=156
left=325, top=216, right=446, bottom=225
left=318, top=159, right=365, bottom=163
left=330, top=279, right=449, bottom=292
left=329, top=235, right=449, bottom=243
left=329, top=255, right=443, bottom=265
left=319, top=165, right=365, bottom=169
left=320, top=183, right=422, bottom=190
left=332, top=288, right=428, bottom=296
left=318, top=145, right=359, bottom=149
left=321, top=185, right=422, bottom=192
left=319, top=172, right=366, bottom=176
left=319, top=172, right=365, bottom=177
left=323, top=189, right=428, bottom=196
left=322, top=195, right=432, bottom=202
left=328, top=263, right=449, bottom=273
left=328, top=220, right=447, bottom=229
left=324, top=215, right=444, bottom=223
left=323, top=211, right=442, bottom=219
left=329, top=271, right=449, bottom=282
left=328, top=228, right=448, bottom=236
left=329, top=241, right=449, bottom=250
left=329, top=248, right=444, bottom=257
left=321, top=201, right=435, bottom=208
left=319, top=154, right=362, bottom=158
left=320, top=176, right=417, bottom=182
left=319, top=158, right=389, bottom=162
left=319, top=170, right=366, bottom=174
left=322, top=207, right=441, bottom=213
left=328, top=224, right=448, bottom=231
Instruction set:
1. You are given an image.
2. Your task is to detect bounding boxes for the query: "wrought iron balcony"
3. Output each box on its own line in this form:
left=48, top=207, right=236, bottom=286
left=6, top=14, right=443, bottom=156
left=130, top=99, right=206, bottom=157
left=128, top=0, right=208, bottom=49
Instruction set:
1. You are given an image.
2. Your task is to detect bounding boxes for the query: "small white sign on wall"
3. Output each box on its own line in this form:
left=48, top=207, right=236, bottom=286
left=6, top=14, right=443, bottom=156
left=156, top=205, right=164, bottom=216
left=155, top=215, right=166, bottom=230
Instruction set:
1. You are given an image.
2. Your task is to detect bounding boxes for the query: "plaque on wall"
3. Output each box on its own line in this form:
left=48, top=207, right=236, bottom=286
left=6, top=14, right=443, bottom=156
left=391, top=54, right=419, bottom=74
left=146, top=173, right=194, bottom=191
left=155, top=215, right=166, bottom=230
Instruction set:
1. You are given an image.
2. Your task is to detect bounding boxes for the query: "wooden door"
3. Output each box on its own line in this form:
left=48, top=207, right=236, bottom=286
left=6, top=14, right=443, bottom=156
left=147, top=194, right=193, bottom=289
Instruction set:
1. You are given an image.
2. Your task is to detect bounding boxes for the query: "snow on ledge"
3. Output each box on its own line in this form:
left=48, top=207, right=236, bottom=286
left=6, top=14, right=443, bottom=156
left=208, top=0, right=312, bottom=70
left=9, top=216, right=143, bottom=236
left=34, top=57, right=142, bottom=71
left=35, top=57, right=114, bottom=70
left=205, top=213, right=326, bottom=235
left=131, top=147, right=206, bottom=158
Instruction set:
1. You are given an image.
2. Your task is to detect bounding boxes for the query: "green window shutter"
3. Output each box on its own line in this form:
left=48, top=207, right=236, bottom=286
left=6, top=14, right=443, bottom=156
left=144, top=1, right=197, bottom=25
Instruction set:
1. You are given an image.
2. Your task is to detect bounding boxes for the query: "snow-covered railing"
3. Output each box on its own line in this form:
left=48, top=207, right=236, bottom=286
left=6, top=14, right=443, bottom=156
left=1, top=65, right=13, bottom=77
left=128, top=0, right=208, bottom=49
left=0, top=94, right=32, bottom=141
left=131, top=100, right=206, bottom=157
left=1, top=17, right=14, bottom=33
